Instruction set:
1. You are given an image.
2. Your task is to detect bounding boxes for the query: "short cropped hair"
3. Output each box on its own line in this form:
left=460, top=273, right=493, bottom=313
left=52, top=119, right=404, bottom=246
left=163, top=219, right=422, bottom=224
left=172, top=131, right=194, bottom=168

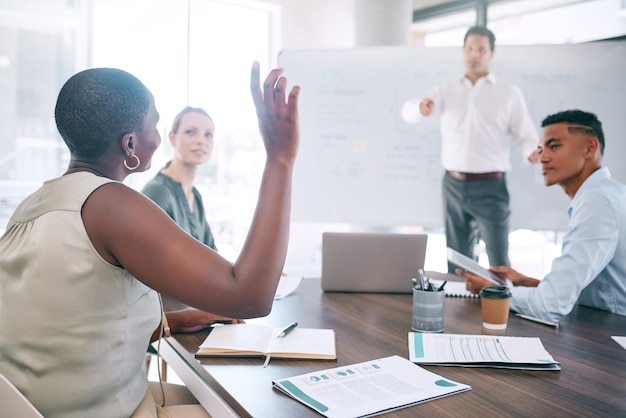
left=54, top=68, right=152, bottom=159
left=464, top=26, right=496, bottom=51
left=541, top=109, right=605, bottom=155
left=171, top=106, right=212, bottom=134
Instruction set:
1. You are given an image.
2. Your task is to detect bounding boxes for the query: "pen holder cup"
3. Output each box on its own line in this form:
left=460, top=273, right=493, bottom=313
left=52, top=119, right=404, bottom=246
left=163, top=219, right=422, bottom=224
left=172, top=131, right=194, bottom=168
left=412, top=289, right=445, bottom=333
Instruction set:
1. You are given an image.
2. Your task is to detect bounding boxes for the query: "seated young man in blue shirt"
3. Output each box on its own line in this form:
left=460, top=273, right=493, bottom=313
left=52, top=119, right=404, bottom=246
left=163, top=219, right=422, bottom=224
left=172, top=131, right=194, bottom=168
left=459, top=109, right=626, bottom=323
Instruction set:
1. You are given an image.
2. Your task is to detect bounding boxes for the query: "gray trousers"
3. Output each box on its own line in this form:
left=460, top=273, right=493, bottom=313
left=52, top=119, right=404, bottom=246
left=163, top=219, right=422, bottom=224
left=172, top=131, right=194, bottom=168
left=442, top=173, right=511, bottom=273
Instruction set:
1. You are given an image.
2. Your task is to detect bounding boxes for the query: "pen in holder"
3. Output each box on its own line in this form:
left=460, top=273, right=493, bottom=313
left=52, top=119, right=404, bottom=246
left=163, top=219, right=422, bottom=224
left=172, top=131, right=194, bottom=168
left=412, top=272, right=445, bottom=333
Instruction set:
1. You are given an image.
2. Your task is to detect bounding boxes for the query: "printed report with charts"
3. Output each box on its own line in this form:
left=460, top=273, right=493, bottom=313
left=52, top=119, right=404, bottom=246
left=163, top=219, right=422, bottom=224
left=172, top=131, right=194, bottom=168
left=196, top=323, right=336, bottom=361
left=272, top=355, right=471, bottom=418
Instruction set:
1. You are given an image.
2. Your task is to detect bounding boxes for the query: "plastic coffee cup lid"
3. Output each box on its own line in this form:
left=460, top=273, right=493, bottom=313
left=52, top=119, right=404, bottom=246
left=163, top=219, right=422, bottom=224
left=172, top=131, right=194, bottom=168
left=479, top=285, right=511, bottom=299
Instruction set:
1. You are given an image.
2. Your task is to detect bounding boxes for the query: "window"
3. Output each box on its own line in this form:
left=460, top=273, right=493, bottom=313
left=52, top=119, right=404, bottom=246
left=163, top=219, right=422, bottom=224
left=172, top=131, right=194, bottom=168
left=0, top=0, right=279, bottom=258
left=0, top=0, right=88, bottom=227
left=411, top=0, right=626, bottom=46
left=489, top=0, right=626, bottom=44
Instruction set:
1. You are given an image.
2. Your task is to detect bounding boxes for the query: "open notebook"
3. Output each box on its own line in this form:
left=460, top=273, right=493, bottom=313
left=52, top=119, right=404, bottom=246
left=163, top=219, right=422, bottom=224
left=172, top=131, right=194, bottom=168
left=196, top=324, right=336, bottom=363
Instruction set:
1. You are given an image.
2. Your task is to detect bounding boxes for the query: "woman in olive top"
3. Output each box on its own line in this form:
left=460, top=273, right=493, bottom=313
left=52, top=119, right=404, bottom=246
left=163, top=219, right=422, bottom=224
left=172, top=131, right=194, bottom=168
left=143, top=107, right=218, bottom=261
left=142, top=107, right=242, bottom=326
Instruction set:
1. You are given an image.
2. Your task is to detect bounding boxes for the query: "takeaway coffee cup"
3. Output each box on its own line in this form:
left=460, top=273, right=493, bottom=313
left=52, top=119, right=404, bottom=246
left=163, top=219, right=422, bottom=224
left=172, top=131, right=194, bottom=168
left=412, top=288, right=445, bottom=333
left=479, top=285, right=512, bottom=330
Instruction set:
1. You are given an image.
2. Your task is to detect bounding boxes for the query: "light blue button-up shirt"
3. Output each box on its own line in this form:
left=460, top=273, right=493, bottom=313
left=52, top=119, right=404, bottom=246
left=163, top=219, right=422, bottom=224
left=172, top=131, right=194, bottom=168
left=510, top=167, right=626, bottom=322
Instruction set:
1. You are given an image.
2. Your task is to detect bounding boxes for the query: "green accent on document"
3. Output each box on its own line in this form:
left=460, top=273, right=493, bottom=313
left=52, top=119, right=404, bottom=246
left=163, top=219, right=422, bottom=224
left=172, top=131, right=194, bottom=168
left=412, top=332, right=425, bottom=357
left=435, top=379, right=458, bottom=387
left=278, top=380, right=329, bottom=412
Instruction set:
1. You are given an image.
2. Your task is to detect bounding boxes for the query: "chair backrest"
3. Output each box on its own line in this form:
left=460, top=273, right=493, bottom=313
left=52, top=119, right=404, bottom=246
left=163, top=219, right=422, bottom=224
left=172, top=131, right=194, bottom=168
left=0, top=373, right=44, bottom=418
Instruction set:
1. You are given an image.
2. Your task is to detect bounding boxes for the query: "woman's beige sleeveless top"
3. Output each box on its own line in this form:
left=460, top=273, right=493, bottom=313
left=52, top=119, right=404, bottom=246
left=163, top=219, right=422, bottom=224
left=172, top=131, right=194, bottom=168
left=0, top=172, right=160, bottom=418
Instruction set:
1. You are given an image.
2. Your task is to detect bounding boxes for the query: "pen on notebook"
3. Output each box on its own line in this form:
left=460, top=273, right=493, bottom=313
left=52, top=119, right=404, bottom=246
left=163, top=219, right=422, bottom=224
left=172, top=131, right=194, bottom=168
left=516, top=313, right=559, bottom=328
left=277, top=321, right=298, bottom=338
left=263, top=354, right=272, bottom=368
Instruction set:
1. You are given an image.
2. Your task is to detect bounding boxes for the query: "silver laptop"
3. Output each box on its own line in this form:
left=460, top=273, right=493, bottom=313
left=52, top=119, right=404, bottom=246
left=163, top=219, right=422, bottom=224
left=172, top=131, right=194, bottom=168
left=321, top=232, right=428, bottom=293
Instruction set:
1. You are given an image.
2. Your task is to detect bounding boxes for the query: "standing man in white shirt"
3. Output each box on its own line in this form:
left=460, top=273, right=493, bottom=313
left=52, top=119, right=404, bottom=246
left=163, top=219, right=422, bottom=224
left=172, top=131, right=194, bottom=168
left=402, top=25, right=539, bottom=272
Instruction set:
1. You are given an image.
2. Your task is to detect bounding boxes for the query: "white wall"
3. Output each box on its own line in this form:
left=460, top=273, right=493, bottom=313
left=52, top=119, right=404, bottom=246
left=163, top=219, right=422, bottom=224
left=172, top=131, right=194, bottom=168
left=263, top=0, right=356, bottom=50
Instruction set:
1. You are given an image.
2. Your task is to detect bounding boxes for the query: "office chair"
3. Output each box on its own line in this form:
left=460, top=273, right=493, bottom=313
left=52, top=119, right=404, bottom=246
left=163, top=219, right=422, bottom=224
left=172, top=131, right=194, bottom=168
left=0, top=372, right=44, bottom=418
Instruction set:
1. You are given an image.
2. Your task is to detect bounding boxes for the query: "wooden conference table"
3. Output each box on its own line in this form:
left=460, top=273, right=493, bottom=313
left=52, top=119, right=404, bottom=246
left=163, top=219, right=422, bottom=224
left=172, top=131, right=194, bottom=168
left=163, top=278, right=626, bottom=417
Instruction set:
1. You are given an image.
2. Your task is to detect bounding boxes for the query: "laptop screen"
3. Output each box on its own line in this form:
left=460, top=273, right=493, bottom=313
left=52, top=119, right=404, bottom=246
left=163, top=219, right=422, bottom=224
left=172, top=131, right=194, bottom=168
left=321, top=232, right=428, bottom=293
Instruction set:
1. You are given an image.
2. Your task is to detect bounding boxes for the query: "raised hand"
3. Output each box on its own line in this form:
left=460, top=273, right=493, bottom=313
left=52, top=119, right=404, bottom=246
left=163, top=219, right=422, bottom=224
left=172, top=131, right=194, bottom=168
left=250, top=62, right=300, bottom=164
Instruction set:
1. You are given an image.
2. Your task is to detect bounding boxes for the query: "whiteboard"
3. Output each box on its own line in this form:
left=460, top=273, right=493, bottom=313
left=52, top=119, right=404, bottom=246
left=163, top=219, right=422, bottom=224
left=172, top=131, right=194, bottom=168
left=279, top=42, right=626, bottom=231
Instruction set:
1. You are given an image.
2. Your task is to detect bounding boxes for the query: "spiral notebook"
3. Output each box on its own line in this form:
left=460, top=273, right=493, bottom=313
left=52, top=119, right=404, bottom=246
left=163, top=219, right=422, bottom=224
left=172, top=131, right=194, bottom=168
left=424, top=271, right=478, bottom=298
left=430, top=280, right=478, bottom=298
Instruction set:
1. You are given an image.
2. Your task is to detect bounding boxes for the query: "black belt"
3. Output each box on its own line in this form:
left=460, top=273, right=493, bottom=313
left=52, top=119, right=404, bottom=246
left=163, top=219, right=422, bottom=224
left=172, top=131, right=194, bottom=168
left=446, top=170, right=505, bottom=181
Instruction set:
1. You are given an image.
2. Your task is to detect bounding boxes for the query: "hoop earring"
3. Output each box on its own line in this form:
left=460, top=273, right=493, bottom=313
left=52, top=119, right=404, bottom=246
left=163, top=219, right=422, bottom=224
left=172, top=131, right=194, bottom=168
left=124, top=154, right=141, bottom=170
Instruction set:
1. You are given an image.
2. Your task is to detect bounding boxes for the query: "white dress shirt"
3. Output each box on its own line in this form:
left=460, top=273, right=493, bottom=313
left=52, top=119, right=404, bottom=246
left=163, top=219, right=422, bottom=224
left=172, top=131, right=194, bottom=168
left=510, top=167, right=626, bottom=322
left=402, top=73, right=539, bottom=172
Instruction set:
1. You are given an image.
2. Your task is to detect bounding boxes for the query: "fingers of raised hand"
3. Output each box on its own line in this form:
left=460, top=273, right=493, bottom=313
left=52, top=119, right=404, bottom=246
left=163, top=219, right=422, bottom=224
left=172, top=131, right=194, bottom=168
left=251, top=64, right=299, bottom=117
left=262, top=67, right=285, bottom=111
left=250, top=61, right=263, bottom=110
left=248, top=62, right=300, bottom=161
left=250, top=63, right=283, bottom=114
left=273, top=76, right=286, bottom=108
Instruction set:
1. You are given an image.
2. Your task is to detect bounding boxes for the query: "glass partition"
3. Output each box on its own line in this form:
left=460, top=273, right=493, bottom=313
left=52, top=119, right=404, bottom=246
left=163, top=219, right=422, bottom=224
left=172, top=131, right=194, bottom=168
left=0, top=1, right=88, bottom=228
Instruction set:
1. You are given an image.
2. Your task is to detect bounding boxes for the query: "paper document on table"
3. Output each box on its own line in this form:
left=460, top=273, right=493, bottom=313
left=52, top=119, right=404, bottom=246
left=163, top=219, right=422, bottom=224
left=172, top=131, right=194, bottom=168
left=612, top=336, right=626, bottom=350
left=409, top=333, right=560, bottom=370
left=272, top=355, right=470, bottom=418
